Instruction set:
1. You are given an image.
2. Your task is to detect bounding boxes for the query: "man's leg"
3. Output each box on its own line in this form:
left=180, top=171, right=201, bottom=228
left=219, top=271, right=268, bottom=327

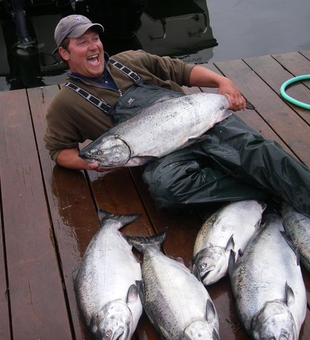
left=143, top=115, right=310, bottom=217
left=142, top=144, right=268, bottom=211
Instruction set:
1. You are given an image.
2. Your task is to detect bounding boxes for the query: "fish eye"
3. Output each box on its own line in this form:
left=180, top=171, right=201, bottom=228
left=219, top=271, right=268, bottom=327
left=200, top=263, right=207, bottom=271
left=105, top=330, right=112, bottom=338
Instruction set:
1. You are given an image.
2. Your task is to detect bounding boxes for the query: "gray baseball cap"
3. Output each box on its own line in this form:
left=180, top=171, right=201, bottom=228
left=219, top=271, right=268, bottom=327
left=54, top=15, right=104, bottom=48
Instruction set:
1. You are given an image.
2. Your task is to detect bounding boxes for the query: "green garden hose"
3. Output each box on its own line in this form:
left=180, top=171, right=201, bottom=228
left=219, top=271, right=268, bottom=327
left=280, top=75, right=310, bottom=110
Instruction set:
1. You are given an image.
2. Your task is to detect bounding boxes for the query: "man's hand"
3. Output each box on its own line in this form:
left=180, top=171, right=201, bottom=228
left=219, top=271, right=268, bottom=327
left=56, top=148, right=119, bottom=173
left=189, top=66, right=246, bottom=112
left=87, top=162, right=117, bottom=174
left=217, top=78, right=246, bottom=112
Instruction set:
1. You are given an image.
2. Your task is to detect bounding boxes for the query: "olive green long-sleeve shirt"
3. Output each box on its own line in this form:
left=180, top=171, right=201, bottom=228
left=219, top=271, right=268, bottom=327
left=44, top=49, right=194, bottom=161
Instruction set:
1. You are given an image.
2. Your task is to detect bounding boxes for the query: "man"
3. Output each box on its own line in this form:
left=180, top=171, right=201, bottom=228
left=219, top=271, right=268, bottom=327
left=45, top=14, right=310, bottom=216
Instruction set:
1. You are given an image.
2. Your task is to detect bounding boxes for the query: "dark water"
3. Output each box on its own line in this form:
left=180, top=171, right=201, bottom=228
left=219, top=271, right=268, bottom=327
left=1, top=0, right=310, bottom=91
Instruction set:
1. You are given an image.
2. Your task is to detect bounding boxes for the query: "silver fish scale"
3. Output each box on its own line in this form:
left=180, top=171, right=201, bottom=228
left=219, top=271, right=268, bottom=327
left=141, top=246, right=219, bottom=340
left=282, top=203, right=310, bottom=272
left=193, top=200, right=265, bottom=286
left=230, top=214, right=307, bottom=340
left=80, top=93, right=231, bottom=168
left=115, top=93, right=230, bottom=159
left=74, top=214, right=143, bottom=338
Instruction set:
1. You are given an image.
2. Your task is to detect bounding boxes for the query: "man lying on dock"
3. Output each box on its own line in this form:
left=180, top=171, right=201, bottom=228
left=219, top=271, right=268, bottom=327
left=44, top=14, right=310, bottom=217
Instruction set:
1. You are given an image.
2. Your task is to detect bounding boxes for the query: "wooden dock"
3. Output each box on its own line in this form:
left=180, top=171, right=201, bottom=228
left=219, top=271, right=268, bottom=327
left=1, top=50, right=310, bottom=339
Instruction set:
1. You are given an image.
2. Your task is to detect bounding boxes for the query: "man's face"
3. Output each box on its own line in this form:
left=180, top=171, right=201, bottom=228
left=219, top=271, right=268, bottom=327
left=60, top=29, right=104, bottom=78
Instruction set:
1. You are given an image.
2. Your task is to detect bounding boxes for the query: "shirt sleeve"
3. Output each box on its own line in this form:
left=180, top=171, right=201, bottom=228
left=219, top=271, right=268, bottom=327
left=115, top=50, right=194, bottom=88
left=44, top=89, right=82, bottom=161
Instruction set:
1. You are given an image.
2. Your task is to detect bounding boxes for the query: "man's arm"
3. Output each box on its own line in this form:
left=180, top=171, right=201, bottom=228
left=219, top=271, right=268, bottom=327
left=56, top=148, right=99, bottom=170
left=189, top=66, right=246, bottom=111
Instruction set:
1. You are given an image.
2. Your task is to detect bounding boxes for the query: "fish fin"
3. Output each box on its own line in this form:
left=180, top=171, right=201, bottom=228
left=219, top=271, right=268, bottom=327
left=205, top=299, right=217, bottom=323
left=97, top=209, right=141, bottom=227
left=135, top=280, right=145, bottom=304
left=213, top=328, right=220, bottom=340
left=280, top=230, right=292, bottom=245
left=125, top=232, right=166, bottom=253
left=225, top=234, right=235, bottom=252
left=260, top=201, right=267, bottom=212
left=72, top=267, right=79, bottom=282
left=192, top=263, right=201, bottom=281
left=228, top=250, right=236, bottom=277
left=126, top=156, right=158, bottom=166
left=187, top=134, right=211, bottom=145
left=245, top=99, right=255, bottom=110
left=280, top=231, right=301, bottom=265
left=126, top=284, right=140, bottom=304
left=253, top=218, right=262, bottom=229
left=183, top=135, right=211, bottom=148
left=284, top=282, right=295, bottom=308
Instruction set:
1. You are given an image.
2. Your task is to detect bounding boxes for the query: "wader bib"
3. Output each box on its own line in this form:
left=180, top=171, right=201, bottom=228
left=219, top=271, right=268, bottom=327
left=68, top=59, right=310, bottom=217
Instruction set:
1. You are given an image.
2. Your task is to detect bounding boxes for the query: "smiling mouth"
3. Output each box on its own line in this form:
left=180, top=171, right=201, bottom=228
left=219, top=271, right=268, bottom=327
left=87, top=54, right=100, bottom=64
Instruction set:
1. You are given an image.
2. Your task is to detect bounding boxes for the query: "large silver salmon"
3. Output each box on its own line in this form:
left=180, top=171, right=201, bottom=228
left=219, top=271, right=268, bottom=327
left=282, top=202, right=310, bottom=273
left=193, top=200, right=266, bottom=286
left=229, top=214, right=307, bottom=340
left=126, top=232, right=220, bottom=340
left=79, top=93, right=231, bottom=168
left=74, top=210, right=143, bottom=340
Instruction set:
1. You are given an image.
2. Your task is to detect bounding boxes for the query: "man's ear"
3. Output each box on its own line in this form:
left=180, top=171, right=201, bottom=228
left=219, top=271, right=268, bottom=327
left=59, top=47, right=70, bottom=61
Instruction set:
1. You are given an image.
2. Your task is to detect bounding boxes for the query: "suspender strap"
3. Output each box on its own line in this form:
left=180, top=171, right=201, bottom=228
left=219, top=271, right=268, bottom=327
left=65, top=82, right=112, bottom=114
left=110, top=58, right=142, bottom=83
left=65, top=59, right=142, bottom=113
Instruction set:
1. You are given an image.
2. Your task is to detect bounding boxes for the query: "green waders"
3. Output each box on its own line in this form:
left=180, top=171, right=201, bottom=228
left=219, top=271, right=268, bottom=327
left=142, top=114, right=310, bottom=217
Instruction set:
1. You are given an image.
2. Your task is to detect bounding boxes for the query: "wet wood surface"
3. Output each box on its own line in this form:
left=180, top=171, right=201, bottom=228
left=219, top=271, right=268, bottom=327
left=0, top=50, right=310, bottom=339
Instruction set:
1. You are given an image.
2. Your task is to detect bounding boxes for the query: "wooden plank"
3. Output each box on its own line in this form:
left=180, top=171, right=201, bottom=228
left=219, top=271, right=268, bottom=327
left=27, top=85, right=99, bottom=340
left=300, top=50, right=310, bottom=60
left=0, top=205, right=11, bottom=339
left=0, top=89, right=72, bottom=339
left=272, top=51, right=310, bottom=90
left=87, top=169, right=155, bottom=237
left=214, top=58, right=310, bottom=167
left=243, top=54, right=310, bottom=124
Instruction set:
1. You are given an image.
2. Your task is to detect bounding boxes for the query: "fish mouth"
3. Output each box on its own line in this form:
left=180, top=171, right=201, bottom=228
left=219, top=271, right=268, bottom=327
left=111, top=326, right=126, bottom=340
left=79, top=151, right=101, bottom=162
left=92, top=300, right=133, bottom=340
left=79, top=135, right=132, bottom=167
left=200, top=267, right=215, bottom=281
left=95, top=327, right=128, bottom=340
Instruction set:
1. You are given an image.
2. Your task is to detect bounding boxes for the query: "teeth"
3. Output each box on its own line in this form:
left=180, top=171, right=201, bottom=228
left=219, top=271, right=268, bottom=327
left=88, top=54, right=98, bottom=60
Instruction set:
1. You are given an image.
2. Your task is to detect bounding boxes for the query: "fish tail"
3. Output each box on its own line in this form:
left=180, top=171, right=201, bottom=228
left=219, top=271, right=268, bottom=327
left=125, top=232, right=166, bottom=253
left=97, top=208, right=141, bottom=227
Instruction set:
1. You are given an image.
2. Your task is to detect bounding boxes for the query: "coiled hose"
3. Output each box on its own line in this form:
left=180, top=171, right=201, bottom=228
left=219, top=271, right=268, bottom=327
left=280, top=75, right=310, bottom=110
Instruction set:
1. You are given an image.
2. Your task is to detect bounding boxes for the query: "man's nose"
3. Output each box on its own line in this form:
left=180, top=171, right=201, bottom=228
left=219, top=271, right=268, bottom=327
left=88, top=41, right=97, bottom=50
